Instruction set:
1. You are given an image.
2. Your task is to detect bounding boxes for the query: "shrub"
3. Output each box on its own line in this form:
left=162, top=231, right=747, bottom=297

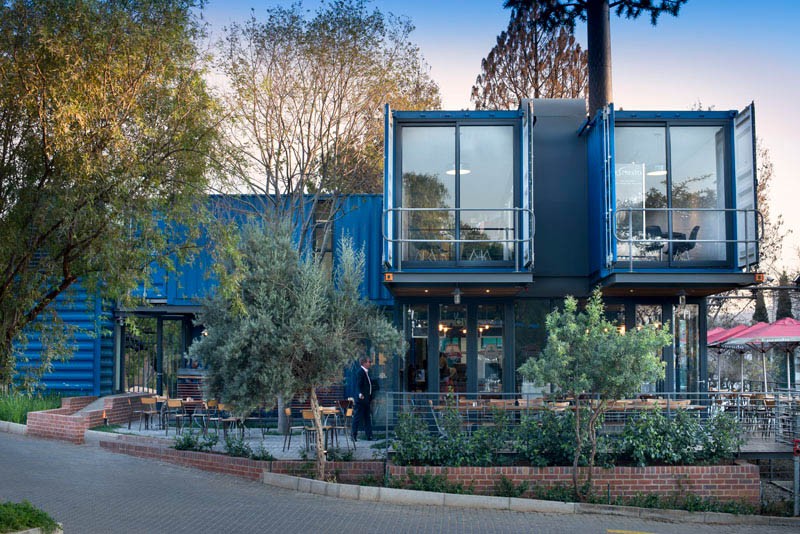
left=392, top=412, right=438, bottom=466
left=173, top=430, right=217, bottom=452
left=223, top=433, right=252, bottom=458
left=618, top=409, right=710, bottom=466
left=0, top=500, right=59, bottom=534
left=513, top=410, right=585, bottom=467
left=697, top=412, right=743, bottom=464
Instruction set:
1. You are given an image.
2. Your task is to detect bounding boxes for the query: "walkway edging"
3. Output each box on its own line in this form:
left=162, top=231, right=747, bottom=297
left=0, top=420, right=26, bottom=435
left=260, top=470, right=800, bottom=527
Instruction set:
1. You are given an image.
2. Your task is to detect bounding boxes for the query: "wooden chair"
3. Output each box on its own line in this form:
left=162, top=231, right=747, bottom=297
left=282, top=407, right=305, bottom=452
left=137, top=397, right=160, bottom=431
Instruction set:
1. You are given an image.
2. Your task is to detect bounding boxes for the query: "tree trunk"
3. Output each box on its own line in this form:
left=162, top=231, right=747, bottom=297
left=309, top=388, right=327, bottom=480
left=0, top=339, right=14, bottom=391
left=572, top=397, right=583, bottom=499
left=586, top=0, right=612, bottom=117
left=585, top=401, right=607, bottom=495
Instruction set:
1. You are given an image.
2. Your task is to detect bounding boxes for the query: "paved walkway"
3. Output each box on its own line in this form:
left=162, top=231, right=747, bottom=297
left=1, top=432, right=798, bottom=534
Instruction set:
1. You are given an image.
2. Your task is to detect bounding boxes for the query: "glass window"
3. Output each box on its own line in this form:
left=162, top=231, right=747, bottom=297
left=401, top=127, right=455, bottom=261
left=614, top=124, right=727, bottom=264
left=438, top=305, right=466, bottom=392
left=673, top=304, right=699, bottom=393
left=669, top=126, right=726, bottom=262
left=514, top=300, right=550, bottom=394
left=635, top=305, right=664, bottom=393
left=614, top=127, right=668, bottom=262
left=459, top=126, right=515, bottom=261
left=476, top=304, right=504, bottom=393
left=399, top=123, right=516, bottom=264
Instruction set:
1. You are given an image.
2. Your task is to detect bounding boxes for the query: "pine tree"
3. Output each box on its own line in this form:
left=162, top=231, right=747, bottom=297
left=504, top=0, right=688, bottom=116
left=472, top=4, right=587, bottom=109
left=752, top=290, right=769, bottom=324
left=775, top=272, right=794, bottom=320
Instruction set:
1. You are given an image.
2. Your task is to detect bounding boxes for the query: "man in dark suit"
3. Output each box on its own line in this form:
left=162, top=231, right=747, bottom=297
left=351, top=356, right=373, bottom=441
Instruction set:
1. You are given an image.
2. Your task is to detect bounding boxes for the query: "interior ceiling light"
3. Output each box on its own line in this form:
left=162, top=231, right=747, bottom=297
left=445, top=164, right=471, bottom=175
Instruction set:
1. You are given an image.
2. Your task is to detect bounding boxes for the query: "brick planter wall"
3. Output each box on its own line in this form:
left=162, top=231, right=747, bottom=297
left=388, top=463, right=760, bottom=505
left=100, top=439, right=384, bottom=483
left=26, top=394, right=146, bottom=444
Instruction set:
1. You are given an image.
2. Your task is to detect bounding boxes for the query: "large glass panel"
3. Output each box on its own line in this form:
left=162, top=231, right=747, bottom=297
left=438, top=305, right=466, bottom=392
left=404, top=305, right=428, bottom=392
left=515, top=300, right=550, bottom=394
left=635, top=305, right=664, bottom=393
left=401, top=126, right=455, bottom=262
left=477, top=304, right=504, bottom=393
left=669, top=126, right=726, bottom=262
left=459, top=126, right=515, bottom=261
left=614, top=127, right=668, bottom=262
left=673, top=304, right=699, bottom=393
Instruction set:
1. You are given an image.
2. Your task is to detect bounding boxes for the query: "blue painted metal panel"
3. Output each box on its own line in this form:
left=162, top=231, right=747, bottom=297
left=586, top=105, right=614, bottom=279
left=13, top=284, right=111, bottom=395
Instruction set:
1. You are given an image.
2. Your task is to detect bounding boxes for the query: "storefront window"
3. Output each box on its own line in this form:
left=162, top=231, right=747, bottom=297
left=673, top=304, right=699, bottom=393
left=477, top=304, right=504, bottom=393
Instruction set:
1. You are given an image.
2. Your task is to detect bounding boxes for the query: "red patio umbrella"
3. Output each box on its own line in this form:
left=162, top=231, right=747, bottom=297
left=725, top=318, right=800, bottom=390
left=707, top=324, right=751, bottom=390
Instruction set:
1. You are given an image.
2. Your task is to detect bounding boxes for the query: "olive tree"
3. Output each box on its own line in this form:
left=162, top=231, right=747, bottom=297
left=518, top=288, right=671, bottom=499
left=190, top=221, right=403, bottom=480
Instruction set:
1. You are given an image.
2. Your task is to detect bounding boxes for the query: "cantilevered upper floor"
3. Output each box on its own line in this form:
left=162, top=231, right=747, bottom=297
left=586, top=103, right=762, bottom=297
left=382, top=104, right=535, bottom=297
left=384, top=99, right=762, bottom=299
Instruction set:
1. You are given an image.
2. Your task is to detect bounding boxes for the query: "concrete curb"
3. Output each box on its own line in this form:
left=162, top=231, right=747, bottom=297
left=260, top=469, right=800, bottom=527
left=0, top=420, right=26, bottom=435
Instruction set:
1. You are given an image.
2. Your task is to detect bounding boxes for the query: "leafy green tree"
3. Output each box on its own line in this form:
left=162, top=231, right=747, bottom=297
left=752, top=290, right=769, bottom=324
left=504, top=0, right=688, bottom=116
left=472, top=3, right=587, bottom=109
left=775, top=272, right=793, bottom=320
left=0, top=0, right=220, bottom=389
left=518, top=288, right=671, bottom=499
left=190, top=221, right=403, bottom=480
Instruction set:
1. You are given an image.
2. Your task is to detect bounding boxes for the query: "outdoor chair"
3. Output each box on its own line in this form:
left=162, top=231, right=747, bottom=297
left=137, top=396, right=160, bottom=431
left=211, top=403, right=243, bottom=438
left=301, top=409, right=335, bottom=451
left=282, top=407, right=305, bottom=452
left=163, top=398, right=188, bottom=436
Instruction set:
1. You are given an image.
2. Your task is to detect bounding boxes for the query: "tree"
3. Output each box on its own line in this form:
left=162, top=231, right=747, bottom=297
left=775, top=272, right=793, bottom=320
left=0, top=0, right=220, bottom=389
left=504, top=0, right=688, bottom=116
left=518, top=288, right=671, bottom=499
left=472, top=3, right=587, bottom=109
left=217, top=0, right=440, bottom=255
left=752, top=290, right=769, bottom=324
left=189, top=221, right=403, bottom=480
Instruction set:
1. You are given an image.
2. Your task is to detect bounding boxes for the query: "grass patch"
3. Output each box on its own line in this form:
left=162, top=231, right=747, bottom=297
left=0, top=500, right=59, bottom=534
left=0, top=394, right=61, bottom=424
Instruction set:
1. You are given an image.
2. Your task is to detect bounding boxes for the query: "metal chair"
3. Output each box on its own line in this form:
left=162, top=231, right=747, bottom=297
left=672, top=225, right=700, bottom=260
left=163, top=398, right=188, bottom=435
left=282, top=407, right=305, bottom=452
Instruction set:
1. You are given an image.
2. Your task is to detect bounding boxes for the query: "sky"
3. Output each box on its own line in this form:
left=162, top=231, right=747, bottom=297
left=202, top=0, right=800, bottom=272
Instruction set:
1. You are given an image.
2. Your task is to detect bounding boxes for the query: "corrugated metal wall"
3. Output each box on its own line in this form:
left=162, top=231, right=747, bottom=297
left=15, top=284, right=112, bottom=396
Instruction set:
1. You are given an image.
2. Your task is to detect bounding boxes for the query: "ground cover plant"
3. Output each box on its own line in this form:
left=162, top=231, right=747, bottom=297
left=0, top=393, right=61, bottom=424
left=0, top=500, right=59, bottom=534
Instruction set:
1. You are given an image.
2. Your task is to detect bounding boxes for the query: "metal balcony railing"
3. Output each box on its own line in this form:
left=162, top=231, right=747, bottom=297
left=612, top=207, right=762, bottom=271
left=383, top=207, right=533, bottom=271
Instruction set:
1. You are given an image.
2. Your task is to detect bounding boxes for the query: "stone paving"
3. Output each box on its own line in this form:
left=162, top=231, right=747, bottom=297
left=115, top=420, right=384, bottom=461
left=2, top=431, right=798, bottom=534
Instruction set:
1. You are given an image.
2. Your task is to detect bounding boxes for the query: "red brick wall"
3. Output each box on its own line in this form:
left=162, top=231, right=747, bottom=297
left=100, top=440, right=384, bottom=483
left=26, top=394, right=146, bottom=444
left=388, top=463, right=760, bottom=505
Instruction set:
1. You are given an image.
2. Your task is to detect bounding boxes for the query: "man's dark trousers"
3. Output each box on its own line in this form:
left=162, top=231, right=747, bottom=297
left=352, top=397, right=372, bottom=441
